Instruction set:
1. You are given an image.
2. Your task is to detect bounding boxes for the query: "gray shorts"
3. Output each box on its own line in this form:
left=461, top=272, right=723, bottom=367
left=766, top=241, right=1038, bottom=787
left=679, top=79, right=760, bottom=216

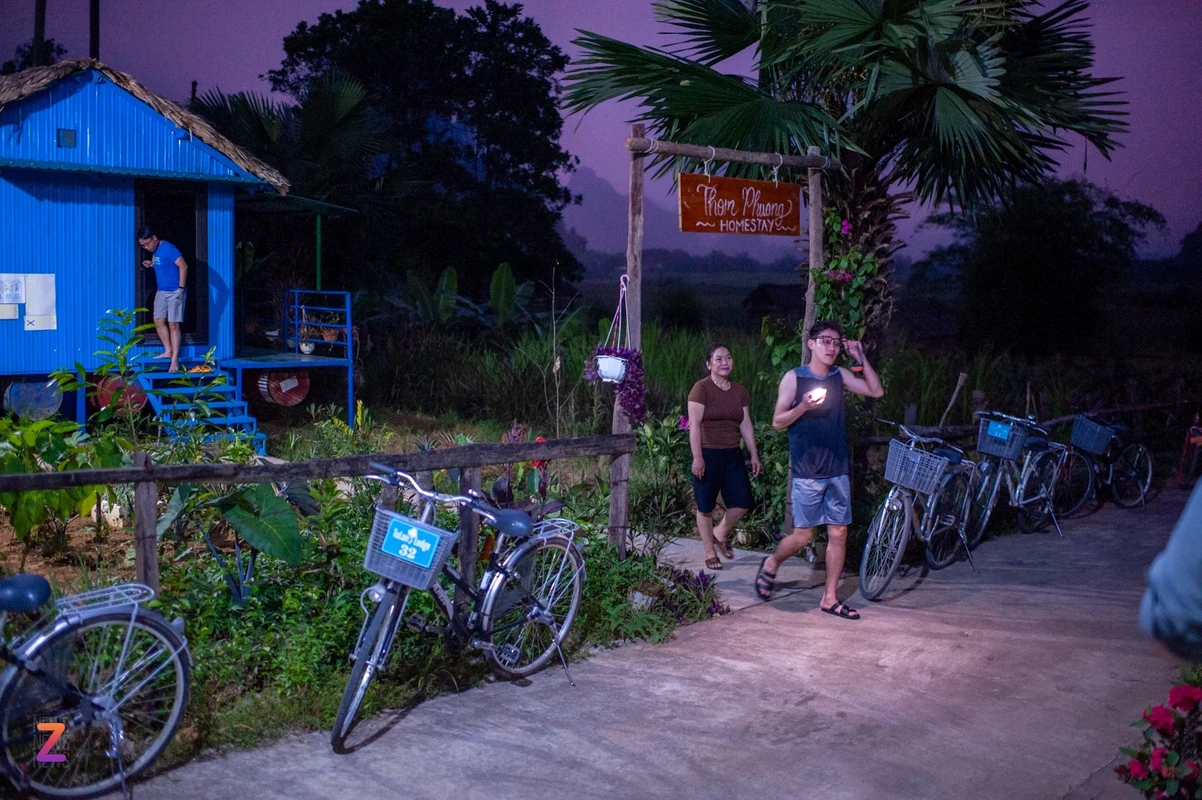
left=791, top=475, right=852, bottom=528
left=154, top=288, right=186, bottom=323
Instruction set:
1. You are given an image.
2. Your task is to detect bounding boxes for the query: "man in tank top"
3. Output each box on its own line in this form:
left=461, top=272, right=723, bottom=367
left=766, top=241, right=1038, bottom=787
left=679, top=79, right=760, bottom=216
left=754, top=320, right=884, bottom=619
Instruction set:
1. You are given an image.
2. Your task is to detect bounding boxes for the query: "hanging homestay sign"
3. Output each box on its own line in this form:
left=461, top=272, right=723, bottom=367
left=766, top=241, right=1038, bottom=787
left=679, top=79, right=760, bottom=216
left=678, top=173, right=802, bottom=236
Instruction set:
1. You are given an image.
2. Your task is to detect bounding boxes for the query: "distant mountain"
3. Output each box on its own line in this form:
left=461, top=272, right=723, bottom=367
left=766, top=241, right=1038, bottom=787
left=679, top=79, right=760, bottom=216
left=561, top=166, right=801, bottom=263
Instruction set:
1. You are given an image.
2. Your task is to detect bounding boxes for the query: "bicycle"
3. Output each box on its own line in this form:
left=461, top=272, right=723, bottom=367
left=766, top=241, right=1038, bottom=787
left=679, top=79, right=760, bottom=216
left=859, top=421, right=978, bottom=602
left=0, top=578, right=191, bottom=799
left=331, top=464, right=585, bottom=752
left=1054, top=414, right=1154, bottom=513
left=964, top=411, right=1066, bottom=546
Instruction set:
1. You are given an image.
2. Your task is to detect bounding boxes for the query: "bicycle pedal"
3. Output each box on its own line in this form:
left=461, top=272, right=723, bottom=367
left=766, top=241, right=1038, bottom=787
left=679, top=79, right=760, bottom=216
left=406, top=614, right=449, bottom=635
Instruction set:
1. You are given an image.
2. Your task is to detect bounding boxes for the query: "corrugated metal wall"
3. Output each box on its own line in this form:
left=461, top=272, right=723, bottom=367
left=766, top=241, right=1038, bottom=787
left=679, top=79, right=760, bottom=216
left=0, top=169, right=134, bottom=374
left=0, top=70, right=259, bottom=186
left=0, top=170, right=236, bottom=375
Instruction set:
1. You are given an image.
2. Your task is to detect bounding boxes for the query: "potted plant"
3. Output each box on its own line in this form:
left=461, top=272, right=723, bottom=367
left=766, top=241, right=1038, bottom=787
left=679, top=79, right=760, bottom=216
left=299, top=325, right=320, bottom=354
left=585, top=346, right=647, bottom=423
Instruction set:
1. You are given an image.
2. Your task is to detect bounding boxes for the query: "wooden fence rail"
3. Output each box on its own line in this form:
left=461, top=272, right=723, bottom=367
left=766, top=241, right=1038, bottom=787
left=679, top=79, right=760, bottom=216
left=0, top=434, right=637, bottom=592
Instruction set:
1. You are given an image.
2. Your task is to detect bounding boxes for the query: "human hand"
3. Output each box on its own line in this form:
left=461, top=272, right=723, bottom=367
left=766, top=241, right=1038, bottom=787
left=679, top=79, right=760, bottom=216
left=749, top=456, right=761, bottom=478
left=844, top=340, right=865, bottom=361
left=142, top=260, right=152, bottom=268
left=691, top=457, right=705, bottom=479
left=800, top=388, right=827, bottom=412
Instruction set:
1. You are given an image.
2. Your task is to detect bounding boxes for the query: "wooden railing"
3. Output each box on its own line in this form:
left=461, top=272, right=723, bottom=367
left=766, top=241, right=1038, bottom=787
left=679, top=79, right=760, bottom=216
left=0, top=434, right=637, bottom=593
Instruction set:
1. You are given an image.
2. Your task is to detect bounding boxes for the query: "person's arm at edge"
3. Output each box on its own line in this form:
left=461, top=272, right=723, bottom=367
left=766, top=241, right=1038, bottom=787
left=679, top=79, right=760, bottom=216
left=840, top=341, right=884, bottom=398
left=688, top=400, right=706, bottom=478
left=175, top=255, right=188, bottom=290
left=740, top=406, right=760, bottom=477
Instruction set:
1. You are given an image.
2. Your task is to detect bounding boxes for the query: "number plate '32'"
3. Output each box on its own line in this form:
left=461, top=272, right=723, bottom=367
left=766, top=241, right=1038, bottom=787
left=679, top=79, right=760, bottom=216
left=381, top=518, right=440, bottom=569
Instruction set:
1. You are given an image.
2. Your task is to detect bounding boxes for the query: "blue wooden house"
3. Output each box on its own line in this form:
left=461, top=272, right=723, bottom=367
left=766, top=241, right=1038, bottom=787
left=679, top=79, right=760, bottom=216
left=0, top=60, right=354, bottom=443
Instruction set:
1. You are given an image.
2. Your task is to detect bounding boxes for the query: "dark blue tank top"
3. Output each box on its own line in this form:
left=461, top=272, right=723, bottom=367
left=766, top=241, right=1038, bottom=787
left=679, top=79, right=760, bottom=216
left=788, top=365, right=848, bottom=479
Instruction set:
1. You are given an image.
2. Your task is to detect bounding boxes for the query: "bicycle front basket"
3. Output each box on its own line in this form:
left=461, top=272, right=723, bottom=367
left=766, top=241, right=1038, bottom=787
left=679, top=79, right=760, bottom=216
left=1071, top=415, right=1116, bottom=456
left=884, top=439, right=948, bottom=496
left=364, top=507, right=459, bottom=590
left=977, top=417, right=1027, bottom=461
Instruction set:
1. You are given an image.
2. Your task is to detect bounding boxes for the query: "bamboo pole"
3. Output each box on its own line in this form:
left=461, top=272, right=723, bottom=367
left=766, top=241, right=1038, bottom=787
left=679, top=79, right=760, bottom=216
left=609, top=123, right=646, bottom=558
left=453, top=468, right=482, bottom=625
left=939, top=373, right=969, bottom=428
left=626, top=138, right=834, bottom=170
left=132, top=451, right=159, bottom=592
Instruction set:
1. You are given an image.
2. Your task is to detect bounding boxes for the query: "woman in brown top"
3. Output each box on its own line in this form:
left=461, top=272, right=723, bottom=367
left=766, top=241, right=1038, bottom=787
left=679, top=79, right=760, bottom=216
left=687, top=343, right=761, bottom=570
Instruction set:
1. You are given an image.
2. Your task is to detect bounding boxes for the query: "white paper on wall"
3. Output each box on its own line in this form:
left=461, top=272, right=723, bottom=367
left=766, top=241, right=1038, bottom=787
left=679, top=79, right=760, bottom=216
left=0, top=275, right=25, bottom=304
left=0, top=304, right=17, bottom=320
left=24, top=274, right=56, bottom=317
left=24, top=314, right=57, bottom=330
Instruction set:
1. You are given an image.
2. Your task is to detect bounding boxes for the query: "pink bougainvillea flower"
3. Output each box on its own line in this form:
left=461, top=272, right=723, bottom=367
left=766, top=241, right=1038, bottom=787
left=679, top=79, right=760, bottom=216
left=1128, top=759, right=1148, bottom=779
left=840, top=219, right=851, bottom=235
left=1144, top=705, right=1178, bottom=736
left=677, top=415, right=690, bottom=431
left=1185, top=760, right=1200, bottom=780
left=1150, top=747, right=1176, bottom=778
left=1168, top=684, right=1202, bottom=712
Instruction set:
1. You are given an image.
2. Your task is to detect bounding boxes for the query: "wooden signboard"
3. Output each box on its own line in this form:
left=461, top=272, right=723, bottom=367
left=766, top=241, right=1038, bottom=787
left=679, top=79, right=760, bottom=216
left=678, top=173, right=802, bottom=236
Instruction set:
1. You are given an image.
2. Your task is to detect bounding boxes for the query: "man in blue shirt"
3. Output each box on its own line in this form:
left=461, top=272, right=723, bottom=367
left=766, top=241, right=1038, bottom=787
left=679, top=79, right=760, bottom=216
left=755, top=320, right=885, bottom=619
left=137, top=226, right=188, bottom=372
left=1141, top=482, right=1202, bottom=660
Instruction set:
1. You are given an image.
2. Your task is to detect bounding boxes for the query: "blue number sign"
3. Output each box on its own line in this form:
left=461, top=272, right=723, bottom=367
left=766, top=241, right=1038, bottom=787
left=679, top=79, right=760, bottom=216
left=987, top=421, right=1012, bottom=441
left=381, top=517, right=441, bottom=569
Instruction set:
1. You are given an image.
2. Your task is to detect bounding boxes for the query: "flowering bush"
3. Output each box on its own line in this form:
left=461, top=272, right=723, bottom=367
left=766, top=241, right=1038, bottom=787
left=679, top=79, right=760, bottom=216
left=1117, top=676, right=1202, bottom=798
left=585, top=346, right=647, bottom=423
left=810, top=208, right=880, bottom=342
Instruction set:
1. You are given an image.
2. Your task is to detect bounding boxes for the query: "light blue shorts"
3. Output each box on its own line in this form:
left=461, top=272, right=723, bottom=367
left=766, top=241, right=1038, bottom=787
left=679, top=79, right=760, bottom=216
left=791, top=475, right=852, bottom=528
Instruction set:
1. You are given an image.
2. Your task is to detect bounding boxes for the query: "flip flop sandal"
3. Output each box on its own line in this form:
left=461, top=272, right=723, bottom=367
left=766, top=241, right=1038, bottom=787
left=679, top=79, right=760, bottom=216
left=821, top=602, right=861, bottom=621
left=714, top=536, right=734, bottom=560
left=755, top=557, right=776, bottom=600
left=704, top=555, right=723, bottom=571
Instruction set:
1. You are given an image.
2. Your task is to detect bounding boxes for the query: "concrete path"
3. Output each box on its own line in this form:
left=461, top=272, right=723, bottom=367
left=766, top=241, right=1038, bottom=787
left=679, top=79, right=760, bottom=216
left=128, top=491, right=1187, bottom=800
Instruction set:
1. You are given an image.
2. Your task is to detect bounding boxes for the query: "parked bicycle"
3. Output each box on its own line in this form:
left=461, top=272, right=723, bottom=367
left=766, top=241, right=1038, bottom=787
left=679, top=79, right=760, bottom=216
left=331, top=464, right=585, bottom=752
left=965, top=411, right=1067, bottom=545
left=859, top=421, right=978, bottom=601
left=1053, top=414, right=1154, bottom=515
left=0, top=579, right=191, bottom=799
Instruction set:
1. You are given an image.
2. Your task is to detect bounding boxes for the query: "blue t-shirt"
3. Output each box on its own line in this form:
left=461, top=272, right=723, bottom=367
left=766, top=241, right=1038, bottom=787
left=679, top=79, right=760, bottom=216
left=152, top=241, right=183, bottom=291
left=787, top=365, right=848, bottom=479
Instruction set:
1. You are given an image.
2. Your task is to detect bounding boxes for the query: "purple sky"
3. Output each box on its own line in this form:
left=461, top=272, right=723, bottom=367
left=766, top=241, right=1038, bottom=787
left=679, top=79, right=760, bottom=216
left=3, top=0, right=1197, bottom=259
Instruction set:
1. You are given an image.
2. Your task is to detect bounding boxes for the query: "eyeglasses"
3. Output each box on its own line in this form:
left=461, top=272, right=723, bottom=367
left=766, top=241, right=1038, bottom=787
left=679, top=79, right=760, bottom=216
left=814, top=336, right=843, bottom=348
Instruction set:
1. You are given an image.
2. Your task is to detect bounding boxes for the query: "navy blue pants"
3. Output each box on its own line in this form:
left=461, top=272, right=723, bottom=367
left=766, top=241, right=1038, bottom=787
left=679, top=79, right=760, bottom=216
left=691, top=448, right=753, bottom=514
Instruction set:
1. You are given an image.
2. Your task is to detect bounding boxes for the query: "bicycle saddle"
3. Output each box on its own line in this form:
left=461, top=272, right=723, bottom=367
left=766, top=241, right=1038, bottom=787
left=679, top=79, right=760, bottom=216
left=1025, top=437, right=1050, bottom=451
left=932, top=447, right=962, bottom=465
left=490, top=509, right=534, bottom=538
left=0, top=574, right=51, bottom=613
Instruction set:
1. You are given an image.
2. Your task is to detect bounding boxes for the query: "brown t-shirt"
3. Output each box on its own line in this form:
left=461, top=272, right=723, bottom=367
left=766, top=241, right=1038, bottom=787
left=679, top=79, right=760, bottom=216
left=688, top=378, right=750, bottom=449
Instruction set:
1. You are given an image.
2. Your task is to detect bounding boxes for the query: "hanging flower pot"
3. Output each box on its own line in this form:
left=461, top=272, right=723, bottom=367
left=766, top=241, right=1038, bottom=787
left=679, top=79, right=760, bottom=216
left=596, top=353, right=627, bottom=383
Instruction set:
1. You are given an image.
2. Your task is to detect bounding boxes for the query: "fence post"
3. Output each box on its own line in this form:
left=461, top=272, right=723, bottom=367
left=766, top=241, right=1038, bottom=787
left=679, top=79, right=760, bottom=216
left=132, top=451, right=159, bottom=592
left=453, top=467, right=481, bottom=626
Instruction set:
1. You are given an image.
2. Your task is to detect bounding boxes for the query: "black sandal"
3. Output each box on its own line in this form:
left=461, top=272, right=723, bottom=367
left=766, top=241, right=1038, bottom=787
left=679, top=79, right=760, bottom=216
left=755, top=557, right=775, bottom=599
left=704, top=555, right=723, bottom=571
left=821, top=602, right=861, bottom=620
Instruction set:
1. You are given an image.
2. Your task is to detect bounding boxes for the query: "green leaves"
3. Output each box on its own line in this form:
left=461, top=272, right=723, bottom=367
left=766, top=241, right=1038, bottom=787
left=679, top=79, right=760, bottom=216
left=490, top=263, right=517, bottom=326
left=220, top=484, right=303, bottom=566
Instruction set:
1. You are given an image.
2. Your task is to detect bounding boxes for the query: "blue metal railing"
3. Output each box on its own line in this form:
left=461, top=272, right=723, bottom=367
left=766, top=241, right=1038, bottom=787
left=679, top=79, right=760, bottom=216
left=236, top=289, right=353, bottom=361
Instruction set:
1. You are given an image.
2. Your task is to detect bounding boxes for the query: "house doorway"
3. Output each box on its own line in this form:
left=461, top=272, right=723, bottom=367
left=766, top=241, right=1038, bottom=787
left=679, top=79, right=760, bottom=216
left=134, top=180, right=209, bottom=346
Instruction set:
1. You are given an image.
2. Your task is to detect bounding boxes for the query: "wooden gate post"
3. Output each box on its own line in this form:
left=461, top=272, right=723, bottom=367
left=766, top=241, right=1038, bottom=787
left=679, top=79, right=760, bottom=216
left=453, top=467, right=482, bottom=624
left=609, top=122, right=645, bottom=559
left=802, top=145, right=824, bottom=365
left=132, top=451, right=160, bottom=592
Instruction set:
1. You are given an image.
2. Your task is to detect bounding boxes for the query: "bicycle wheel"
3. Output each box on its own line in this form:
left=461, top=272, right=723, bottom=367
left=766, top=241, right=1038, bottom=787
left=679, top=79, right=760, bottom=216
left=1017, top=451, right=1057, bottom=533
left=859, top=488, right=912, bottom=602
left=1053, top=449, right=1094, bottom=518
left=924, top=471, right=970, bottom=570
left=965, top=459, right=1002, bottom=549
left=0, top=609, right=190, bottom=799
left=1112, top=443, right=1153, bottom=508
left=331, top=584, right=409, bottom=752
left=480, top=535, right=584, bottom=678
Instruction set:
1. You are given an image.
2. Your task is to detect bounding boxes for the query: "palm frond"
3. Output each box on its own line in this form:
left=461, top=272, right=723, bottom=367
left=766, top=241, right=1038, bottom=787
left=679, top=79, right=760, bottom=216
left=653, top=0, right=761, bottom=64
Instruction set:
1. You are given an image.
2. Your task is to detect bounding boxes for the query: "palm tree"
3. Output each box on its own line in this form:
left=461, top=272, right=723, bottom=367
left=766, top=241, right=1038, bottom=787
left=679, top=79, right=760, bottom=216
left=190, top=72, right=383, bottom=206
left=563, top=0, right=1127, bottom=340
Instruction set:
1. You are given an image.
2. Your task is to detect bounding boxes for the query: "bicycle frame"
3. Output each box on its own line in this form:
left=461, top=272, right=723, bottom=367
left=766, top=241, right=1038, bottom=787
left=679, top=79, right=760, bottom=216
left=980, top=441, right=1066, bottom=537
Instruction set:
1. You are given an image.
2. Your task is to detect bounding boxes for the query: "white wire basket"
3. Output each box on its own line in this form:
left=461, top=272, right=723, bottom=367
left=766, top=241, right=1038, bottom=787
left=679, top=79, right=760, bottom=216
left=884, top=439, right=948, bottom=496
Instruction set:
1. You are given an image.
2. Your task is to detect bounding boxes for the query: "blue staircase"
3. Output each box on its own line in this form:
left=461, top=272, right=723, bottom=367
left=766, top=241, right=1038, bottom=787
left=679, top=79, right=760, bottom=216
left=138, top=363, right=266, bottom=455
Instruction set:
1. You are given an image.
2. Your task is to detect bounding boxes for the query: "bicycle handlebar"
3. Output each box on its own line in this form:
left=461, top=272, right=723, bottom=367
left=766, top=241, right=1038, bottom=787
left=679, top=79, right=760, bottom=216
left=367, top=462, right=498, bottom=523
left=978, top=410, right=1049, bottom=438
left=876, top=419, right=963, bottom=452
